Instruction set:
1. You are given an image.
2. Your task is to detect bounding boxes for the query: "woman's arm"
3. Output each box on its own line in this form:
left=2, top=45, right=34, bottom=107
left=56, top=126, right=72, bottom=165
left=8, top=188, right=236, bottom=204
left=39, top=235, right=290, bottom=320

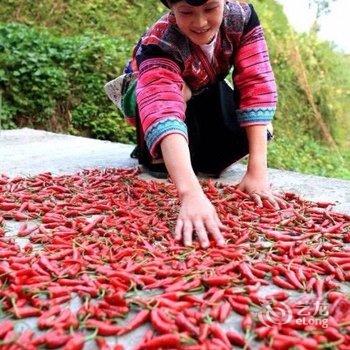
left=238, top=125, right=285, bottom=209
left=160, top=134, right=226, bottom=248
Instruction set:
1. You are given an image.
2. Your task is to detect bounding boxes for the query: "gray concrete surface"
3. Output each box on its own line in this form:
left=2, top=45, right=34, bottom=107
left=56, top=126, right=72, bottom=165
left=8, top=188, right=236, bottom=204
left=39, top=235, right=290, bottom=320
left=1, top=128, right=350, bottom=349
left=1, top=128, right=349, bottom=214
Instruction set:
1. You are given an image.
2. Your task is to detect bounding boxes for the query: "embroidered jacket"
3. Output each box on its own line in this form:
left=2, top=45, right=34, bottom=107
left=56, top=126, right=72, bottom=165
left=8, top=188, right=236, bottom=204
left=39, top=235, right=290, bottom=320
left=126, top=1, right=277, bottom=158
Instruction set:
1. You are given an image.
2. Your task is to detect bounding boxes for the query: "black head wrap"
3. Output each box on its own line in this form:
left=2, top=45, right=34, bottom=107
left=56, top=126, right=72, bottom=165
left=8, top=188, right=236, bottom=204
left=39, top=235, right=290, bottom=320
left=160, top=0, right=209, bottom=8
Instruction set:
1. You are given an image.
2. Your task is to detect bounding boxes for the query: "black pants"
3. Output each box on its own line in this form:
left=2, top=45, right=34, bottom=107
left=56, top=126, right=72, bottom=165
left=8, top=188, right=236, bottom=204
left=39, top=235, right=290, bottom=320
left=135, top=80, right=271, bottom=175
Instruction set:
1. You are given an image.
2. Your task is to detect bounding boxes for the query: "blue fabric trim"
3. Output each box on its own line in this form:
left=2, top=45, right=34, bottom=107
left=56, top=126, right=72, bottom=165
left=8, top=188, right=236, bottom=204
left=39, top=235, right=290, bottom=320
left=145, top=117, right=188, bottom=153
left=236, top=107, right=276, bottom=124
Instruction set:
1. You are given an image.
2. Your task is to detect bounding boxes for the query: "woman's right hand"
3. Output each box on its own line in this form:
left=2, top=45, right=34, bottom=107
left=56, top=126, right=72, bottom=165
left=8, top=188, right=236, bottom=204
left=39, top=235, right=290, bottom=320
left=159, top=133, right=226, bottom=249
left=174, top=189, right=226, bottom=249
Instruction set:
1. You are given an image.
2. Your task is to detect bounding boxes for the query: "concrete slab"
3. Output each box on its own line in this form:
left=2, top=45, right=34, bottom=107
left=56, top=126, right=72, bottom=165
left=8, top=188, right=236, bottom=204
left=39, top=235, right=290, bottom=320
left=1, top=128, right=350, bottom=349
left=1, top=128, right=349, bottom=214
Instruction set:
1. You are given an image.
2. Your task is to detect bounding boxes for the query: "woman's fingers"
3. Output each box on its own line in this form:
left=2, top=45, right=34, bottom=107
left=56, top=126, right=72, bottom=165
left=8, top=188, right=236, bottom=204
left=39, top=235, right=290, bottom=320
left=250, top=192, right=263, bottom=208
left=174, top=219, right=183, bottom=241
left=251, top=191, right=281, bottom=210
left=274, top=195, right=288, bottom=209
left=205, top=218, right=226, bottom=247
left=260, top=193, right=280, bottom=210
left=183, top=220, right=193, bottom=247
left=248, top=190, right=286, bottom=210
left=194, top=220, right=210, bottom=249
left=266, top=197, right=280, bottom=210
left=215, top=214, right=228, bottom=232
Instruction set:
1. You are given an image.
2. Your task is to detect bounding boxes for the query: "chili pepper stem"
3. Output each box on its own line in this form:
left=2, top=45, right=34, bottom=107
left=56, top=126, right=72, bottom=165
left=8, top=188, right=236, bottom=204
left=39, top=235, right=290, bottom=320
left=85, top=327, right=99, bottom=342
left=10, top=297, right=19, bottom=317
left=81, top=312, right=92, bottom=324
left=180, top=335, right=197, bottom=345
left=319, top=338, right=345, bottom=349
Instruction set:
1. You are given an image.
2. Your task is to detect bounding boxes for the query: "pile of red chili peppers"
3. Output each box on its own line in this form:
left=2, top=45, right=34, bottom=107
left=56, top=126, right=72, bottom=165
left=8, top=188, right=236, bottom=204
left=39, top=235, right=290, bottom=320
left=0, top=167, right=350, bottom=349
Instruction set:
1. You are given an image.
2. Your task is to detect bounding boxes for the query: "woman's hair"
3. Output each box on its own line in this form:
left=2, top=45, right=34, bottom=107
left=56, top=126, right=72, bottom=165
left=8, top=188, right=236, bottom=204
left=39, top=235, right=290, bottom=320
left=161, top=0, right=209, bottom=8
left=160, top=0, right=183, bottom=7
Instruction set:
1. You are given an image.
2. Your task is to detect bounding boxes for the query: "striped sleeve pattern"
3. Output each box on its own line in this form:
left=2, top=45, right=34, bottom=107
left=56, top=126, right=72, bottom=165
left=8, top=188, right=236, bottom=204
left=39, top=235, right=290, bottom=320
left=233, top=6, right=277, bottom=126
left=136, top=58, right=188, bottom=158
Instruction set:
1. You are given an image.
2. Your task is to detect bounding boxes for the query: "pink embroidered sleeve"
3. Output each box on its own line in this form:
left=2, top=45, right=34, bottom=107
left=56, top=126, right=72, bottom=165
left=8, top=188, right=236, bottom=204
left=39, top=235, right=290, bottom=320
left=233, top=5, right=277, bottom=127
left=136, top=58, right=188, bottom=158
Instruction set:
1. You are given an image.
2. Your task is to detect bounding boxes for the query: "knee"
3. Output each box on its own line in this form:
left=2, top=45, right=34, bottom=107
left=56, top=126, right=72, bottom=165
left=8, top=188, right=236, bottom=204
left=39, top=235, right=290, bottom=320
left=267, top=122, right=274, bottom=140
left=182, top=83, right=192, bottom=102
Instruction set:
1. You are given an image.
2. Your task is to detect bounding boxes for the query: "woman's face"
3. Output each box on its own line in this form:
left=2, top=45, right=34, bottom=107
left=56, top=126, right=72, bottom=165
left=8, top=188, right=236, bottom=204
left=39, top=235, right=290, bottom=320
left=171, top=0, right=225, bottom=45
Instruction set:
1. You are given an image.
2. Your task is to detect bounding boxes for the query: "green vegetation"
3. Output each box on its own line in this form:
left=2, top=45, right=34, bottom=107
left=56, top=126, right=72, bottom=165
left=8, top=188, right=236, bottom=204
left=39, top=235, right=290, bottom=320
left=0, top=23, right=135, bottom=142
left=0, top=0, right=349, bottom=179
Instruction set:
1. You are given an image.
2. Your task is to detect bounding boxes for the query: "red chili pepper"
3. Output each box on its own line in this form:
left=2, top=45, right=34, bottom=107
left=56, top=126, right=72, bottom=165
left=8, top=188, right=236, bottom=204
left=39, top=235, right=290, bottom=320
left=324, top=326, right=345, bottom=342
left=285, top=270, right=304, bottom=290
left=82, top=216, right=104, bottom=235
left=255, top=326, right=272, bottom=339
left=248, top=292, right=263, bottom=306
left=209, top=323, right=232, bottom=348
left=12, top=306, right=41, bottom=318
left=272, top=334, right=318, bottom=350
left=0, top=250, right=17, bottom=258
left=313, top=278, right=324, bottom=300
left=210, top=337, right=231, bottom=349
left=209, top=303, right=220, bottom=321
left=117, top=309, right=150, bottom=335
left=239, top=262, right=257, bottom=282
left=38, top=256, right=60, bottom=276
left=218, top=301, right=232, bottom=323
left=38, top=306, right=61, bottom=329
left=47, top=249, right=73, bottom=260
left=15, top=330, right=35, bottom=349
left=158, top=308, right=176, bottom=324
left=229, top=294, right=252, bottom=305
left=0, top=320, right=13, bottom=339
left=206, top=288, right=225, bottom=304
left=227, top=329, right=246, bottom=347
left=139, top=334, right=181, bottom=349
left=113, top=345, right=124, bottom=350
left=245, top=283, right=261, bottom=293
left=199, top=323, right=210, bottom=342
left=3, top=330, right=17, bottom=343
left=340, top=263, right=350, bottom=271
left=134, top=330, right=154, bottom=350
left=328, top=291, right=344, bottom=303
left=266, top=291, right=289, bottom=301
left=50, top=294, right=72, bottom=306
left=272, top=276, right=297, bottom=290
left=44, top=330, right=70, bottom=349
left=254, top=262, right=272, bottom=272
left=241, top=313, right=253, bottom=332
left=48, top=285, right=72, bottom=298
left=85, top=319, right=122, bottom=336
left=227, top=298, right=249, bottom=315
left=72, top=285, right=99, bottom=298
left=234, top=189, right=250, bottom=199
left=62, top=333, right=86, bottom=350
left=175, top=312, right=199, bottom=336
left=164, top=278, right=188, bottom=293
left=95, top=337, right=112, bottom=350
left=150, top=309, right=177, bottom=334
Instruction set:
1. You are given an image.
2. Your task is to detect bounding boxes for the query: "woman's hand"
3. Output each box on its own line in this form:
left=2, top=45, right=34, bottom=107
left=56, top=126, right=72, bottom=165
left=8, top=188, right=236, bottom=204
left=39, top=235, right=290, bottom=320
left=240, top=124, right=286, bottom=210
left=174, top=189, right=226, bottom=248
left=160, top=134, right=226, bottom=248
left=238, top=171, right=286, bottom=209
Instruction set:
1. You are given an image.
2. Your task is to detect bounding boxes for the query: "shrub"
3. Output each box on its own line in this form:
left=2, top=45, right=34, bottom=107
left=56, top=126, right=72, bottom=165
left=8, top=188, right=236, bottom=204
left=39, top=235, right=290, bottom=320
left=0, top=23, right=135, bottom=143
